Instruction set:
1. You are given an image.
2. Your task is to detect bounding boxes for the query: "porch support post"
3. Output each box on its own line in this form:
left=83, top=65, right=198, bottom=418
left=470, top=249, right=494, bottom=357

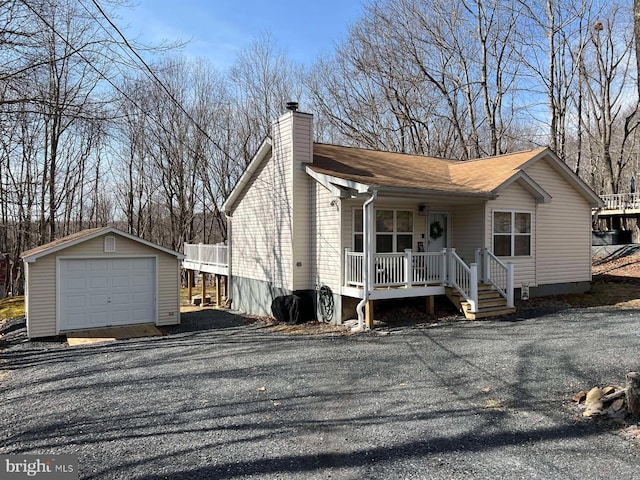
left=344, top=248, right=350, bottom=287
left=365, top=300, right=374, bottom=328
left=201, top=272, right=207, bottom=306
left=506, top=262, right=515, bottom=308
left=404, top=249, right=412, bottom=288
left=427, top=295, right=435, bottom=316
left=187, top=269, right=194, bottom=303
left=469, top=263, right=478, bottom=313
left=215, top=274, right=222, bottom=306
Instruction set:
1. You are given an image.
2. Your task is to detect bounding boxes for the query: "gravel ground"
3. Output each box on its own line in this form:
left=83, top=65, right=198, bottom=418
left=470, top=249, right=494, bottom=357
left=2, top=306, right=640, bottom=479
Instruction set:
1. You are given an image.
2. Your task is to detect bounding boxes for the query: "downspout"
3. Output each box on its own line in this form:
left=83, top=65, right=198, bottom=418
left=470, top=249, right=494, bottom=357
left=354, top=190, right=377, bottom=332
left=225, top=212, right=232, bottom=303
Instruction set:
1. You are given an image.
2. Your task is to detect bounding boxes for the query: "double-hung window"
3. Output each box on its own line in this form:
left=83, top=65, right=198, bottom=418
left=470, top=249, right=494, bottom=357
left=493, top=211, right=531, bottom=256
left=353, top=209, right=413, bottom=252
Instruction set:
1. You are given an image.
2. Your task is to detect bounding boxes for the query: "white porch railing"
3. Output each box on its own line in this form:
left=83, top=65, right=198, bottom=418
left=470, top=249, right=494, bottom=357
left=183, top=243, right=229, bottom=275
left=598, top=193, right=640, bottom=210
left=344, top=249, right=446, bottom=289
left=476, top=248, right=514, bottom=308
left=344, top=247, right=515, bottom=314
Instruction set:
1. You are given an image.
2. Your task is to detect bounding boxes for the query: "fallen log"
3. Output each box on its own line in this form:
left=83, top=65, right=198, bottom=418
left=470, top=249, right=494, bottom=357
left=600, top=388, right=627, bottom=404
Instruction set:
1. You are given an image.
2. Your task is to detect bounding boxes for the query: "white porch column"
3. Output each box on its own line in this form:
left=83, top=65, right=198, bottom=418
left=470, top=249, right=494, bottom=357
left=344, top=248, right=350, bottom=286
left=365, top=199, right=375, bottom=291
left=441, top=248, right=448, bottom=285
left=447, top=248, right=457, bottom=287
left=506, top=262, right=515, bottom=308
left=469, top=263, right=479, bottom=313
left=404, top=249, right=413, bottom=288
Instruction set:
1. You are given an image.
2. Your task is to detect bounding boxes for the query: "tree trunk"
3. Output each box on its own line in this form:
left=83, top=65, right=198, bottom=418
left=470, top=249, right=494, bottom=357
left=626, top=371, right=640, bottom=418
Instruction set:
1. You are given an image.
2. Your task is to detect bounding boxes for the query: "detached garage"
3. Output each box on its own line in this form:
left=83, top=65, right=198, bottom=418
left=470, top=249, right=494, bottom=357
left=21, top=227, right=184, bottom=339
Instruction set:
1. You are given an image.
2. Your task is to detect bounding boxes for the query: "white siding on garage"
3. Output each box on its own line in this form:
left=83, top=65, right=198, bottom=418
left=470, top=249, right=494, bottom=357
left=485, top=181, right=537, bottom=288
left=525, top=158, right=592, bottom=285
left=25, top=232, right=180, bottom=338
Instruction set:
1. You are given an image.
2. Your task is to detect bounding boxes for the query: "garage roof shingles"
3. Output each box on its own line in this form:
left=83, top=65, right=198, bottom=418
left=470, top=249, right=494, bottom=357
left=21, top=227, right=109, bottom=259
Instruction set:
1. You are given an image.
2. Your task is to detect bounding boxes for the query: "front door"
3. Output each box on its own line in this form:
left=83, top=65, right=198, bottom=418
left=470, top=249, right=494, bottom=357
left=427, top=212, right=448, bottom=252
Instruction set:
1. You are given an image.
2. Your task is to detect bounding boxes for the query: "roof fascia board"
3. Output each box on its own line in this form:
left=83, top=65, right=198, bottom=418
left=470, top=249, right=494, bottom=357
left=222, top=137, right=273, bottom=214
left=23, top=227, right=184, bottom=263
left=305, top=166, right=370, bottom=194
left=374, top=186, right=497, bottom=200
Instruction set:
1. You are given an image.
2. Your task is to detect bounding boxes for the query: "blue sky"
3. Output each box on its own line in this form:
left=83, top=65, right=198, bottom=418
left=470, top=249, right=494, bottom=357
left=116, top=0, right=366, bottom=70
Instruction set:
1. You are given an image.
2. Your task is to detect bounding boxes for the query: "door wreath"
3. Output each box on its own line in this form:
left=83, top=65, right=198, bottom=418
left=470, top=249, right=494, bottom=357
left=430, top=221, right=444, bottom=240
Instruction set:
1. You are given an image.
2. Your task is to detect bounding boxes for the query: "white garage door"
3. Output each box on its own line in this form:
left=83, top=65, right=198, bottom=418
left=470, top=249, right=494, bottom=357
left=59, top=258, right=156, bottom=331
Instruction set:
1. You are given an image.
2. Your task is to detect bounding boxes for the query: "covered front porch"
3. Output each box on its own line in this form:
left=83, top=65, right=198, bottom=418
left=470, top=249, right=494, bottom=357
left=343, top=247, right=515, bottom=323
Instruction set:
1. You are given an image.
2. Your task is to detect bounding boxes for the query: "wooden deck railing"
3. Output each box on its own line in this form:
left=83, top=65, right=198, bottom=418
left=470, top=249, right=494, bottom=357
left=598, top=193, right=640, bottom=210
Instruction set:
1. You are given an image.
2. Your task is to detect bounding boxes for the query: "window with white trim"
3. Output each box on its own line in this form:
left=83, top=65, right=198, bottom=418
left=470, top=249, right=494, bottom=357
left=376, top=210, right=413, bottom=252
left=104, top=235, right=116, bottom=253
left=353, top=209, right=414, bottom=252
left=353, top=209, right=363, bottom=252
left=493, top=211, right=531, bottom=256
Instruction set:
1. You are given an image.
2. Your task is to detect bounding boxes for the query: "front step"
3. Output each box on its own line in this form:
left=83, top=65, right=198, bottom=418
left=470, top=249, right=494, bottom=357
left=445, top=285, right=516, bottom=320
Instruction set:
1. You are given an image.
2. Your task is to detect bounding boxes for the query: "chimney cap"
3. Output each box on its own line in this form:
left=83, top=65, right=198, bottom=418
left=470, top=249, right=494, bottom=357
left=286, top=101, right=299, bottom=112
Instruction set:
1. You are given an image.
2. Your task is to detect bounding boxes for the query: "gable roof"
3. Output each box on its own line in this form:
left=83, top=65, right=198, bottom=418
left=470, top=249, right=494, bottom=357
left=21, top=227, right=184, bottom=263
left=308, top=144, right=603, bottom=206
left=222, top=138, right=603, bottom=213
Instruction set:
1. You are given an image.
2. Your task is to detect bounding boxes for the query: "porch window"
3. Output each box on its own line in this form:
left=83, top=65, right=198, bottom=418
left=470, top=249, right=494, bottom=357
left=353, top=209, right=363, bottom=252
left=493, top=211, right=531, bottom=256
left=376, top=209, right=413, bottom=252
left=352, top=209, right=414, bottom=252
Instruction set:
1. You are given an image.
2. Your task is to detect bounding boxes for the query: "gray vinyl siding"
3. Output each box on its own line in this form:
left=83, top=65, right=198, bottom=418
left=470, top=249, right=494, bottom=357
left=25, top=233, right=180, bottom=338
left=451, top=203, right=485, bottom=264
left=312, top=182, right=342, bottom=291
left=486, top=182, right=537, bottom=288
left=526, top=158, right=592, bottom=285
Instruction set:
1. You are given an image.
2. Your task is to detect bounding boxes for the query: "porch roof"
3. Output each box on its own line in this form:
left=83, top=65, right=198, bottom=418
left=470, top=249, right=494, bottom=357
left=308, top=144, right=548, bottom=198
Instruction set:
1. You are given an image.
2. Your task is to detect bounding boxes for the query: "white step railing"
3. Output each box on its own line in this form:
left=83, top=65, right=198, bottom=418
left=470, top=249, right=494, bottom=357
left=448, top=248, right=478, bottom=312
left=476, top=248, right=514, bottom=308
left=184, top=243, right=228, bottom=267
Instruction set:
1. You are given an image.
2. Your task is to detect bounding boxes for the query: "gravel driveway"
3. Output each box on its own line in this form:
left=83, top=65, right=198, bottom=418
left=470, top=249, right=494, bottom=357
left=2, top=306, right=640, bottom=479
